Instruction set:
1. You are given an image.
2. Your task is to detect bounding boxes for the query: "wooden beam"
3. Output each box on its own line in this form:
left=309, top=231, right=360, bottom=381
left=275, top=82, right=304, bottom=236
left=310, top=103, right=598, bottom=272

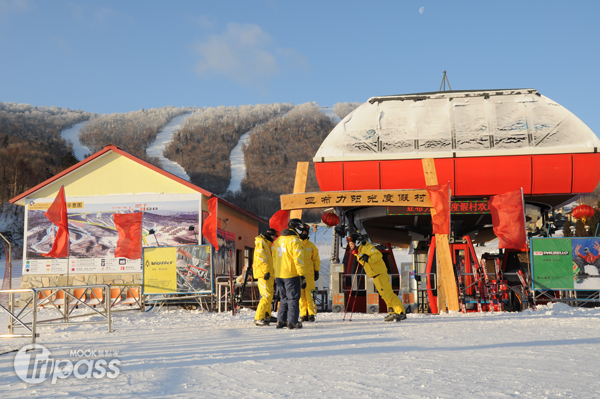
left=421, top=158, right=459, bottom=313
left=281, top=189, right=432, bottom=210
left=290, top=162, right=309, bottom=220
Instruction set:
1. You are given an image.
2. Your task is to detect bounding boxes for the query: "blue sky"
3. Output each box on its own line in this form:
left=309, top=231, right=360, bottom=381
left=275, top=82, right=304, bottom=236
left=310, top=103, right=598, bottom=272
left=0, top=1, right=599, bottom=134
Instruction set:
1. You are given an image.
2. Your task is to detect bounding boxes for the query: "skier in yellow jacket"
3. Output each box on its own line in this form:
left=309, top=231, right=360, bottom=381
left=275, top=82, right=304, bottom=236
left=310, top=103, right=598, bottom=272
left=253, top=228, right=278, bottom=326
left=273, top=218, right=306, bottom=329
left=347, top=233, right=406, bottom=322
left=299, top=224, right=320, bottom=322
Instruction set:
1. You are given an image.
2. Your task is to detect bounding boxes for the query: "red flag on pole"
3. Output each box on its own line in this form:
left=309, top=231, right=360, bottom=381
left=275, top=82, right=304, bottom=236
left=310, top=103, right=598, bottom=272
left=202, top=197, right=219, bottom=251
left=42, top=185, right=70, bottom=258
left=426, top=182, right=451, bottom=235
left=488, top=189, right=528, bottom=251
left=269, top=209, right=290, bottom=234
left=114, top=212, right=143, bottom=259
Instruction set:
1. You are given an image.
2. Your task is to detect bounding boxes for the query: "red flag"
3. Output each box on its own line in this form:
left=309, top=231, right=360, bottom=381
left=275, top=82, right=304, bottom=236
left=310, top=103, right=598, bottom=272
left=114, top=212, right=143, bottom=259
left=202, top=197, right=219, bottom=250
left=426, top=182, right=451, bottom=235
left=42, top=186, right=70, bottom=258
left=269, top=209, right=290, bottom=234
left=488, top=189, right=528, bottom=251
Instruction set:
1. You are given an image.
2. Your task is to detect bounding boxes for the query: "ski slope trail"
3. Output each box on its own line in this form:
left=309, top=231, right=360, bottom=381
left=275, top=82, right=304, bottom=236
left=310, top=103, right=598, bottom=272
left=226, top=107, right=337, bottom=194
left=225, top=110, right=292, bottom=194
left=60, top=121, right=92, bottom=161
left=146, top=113, right=192, bottom=181
left=225, top=129, right=253, bottom=193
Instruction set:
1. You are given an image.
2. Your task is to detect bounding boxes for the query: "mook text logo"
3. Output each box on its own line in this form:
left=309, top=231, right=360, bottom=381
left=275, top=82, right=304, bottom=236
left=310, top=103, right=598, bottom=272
left=14, top=344, right=121, bottom=384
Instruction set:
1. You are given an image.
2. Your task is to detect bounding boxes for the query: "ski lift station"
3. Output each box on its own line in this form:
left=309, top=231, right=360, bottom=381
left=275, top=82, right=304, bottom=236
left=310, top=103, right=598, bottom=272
left=284, top=88, right=600, bottom=314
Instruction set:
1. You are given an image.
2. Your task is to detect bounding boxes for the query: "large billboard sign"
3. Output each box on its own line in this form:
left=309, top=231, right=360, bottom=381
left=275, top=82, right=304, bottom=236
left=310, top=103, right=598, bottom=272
left=23, top=194, right=201, bottom=275
left=531, top=237, right=600, bottom=290
left=143, top=244, right=213, bottom=295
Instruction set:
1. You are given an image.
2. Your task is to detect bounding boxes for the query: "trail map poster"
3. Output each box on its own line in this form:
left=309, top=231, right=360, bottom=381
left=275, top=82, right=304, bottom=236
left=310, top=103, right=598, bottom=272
left=24, top=194, right=201, bottom=275
left=531, top=237, right=600, bottom=290
left=143, top=244, right=212, bottom=295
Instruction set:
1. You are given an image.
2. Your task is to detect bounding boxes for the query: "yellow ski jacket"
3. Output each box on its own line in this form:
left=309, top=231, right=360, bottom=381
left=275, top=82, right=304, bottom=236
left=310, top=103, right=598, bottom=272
left=252, top=234, right=274, bottom=279
left=302, top=239, right=320, bottom=274
left=273, top=229, right=306, bottom=279
left=354, top=242, right=388, bottom=278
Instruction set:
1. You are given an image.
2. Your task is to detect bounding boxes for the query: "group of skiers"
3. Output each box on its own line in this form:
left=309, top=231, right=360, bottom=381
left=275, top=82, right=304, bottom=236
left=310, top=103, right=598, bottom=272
left=252, top=218, right=406, bottom=329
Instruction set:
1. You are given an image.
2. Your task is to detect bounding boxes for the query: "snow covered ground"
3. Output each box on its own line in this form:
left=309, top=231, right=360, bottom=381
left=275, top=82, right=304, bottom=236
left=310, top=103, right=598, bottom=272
left=146, top=113, right=192, bottom=181
left=60, top=121, right=92, bottom=161
left=0, top=302, right=599, bottom=397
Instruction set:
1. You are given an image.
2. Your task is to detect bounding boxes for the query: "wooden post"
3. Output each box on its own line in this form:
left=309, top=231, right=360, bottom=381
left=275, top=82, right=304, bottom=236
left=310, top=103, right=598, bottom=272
left=290, top=162, right=309, bottom=220
left=421, top=158, right=459, bottom=313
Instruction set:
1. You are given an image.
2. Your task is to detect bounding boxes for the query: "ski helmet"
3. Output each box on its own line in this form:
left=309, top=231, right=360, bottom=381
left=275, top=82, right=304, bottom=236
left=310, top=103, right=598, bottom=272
left=263, top=228, right=279, bottom=242
left=288, top=218, right=305, bottom=235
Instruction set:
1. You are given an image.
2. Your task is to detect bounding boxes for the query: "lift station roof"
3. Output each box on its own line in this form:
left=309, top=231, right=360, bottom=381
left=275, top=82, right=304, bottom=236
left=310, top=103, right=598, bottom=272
left=315, top=88, right=600, bottom=162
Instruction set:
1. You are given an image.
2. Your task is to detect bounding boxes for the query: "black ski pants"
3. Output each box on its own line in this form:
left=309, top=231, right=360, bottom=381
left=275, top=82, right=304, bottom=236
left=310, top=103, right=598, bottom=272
left=276, top=277, right=301, bottom=325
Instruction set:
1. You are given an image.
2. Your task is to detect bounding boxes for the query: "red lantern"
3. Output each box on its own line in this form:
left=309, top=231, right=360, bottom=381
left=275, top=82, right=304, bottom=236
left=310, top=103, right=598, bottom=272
left=321, top=211, right=340, bottom=227
left=572, top=204, right=595, bottom=222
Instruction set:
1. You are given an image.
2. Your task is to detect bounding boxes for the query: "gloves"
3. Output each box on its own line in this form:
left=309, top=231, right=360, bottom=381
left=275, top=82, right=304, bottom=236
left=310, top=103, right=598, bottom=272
left=263, top=272, right=270, bottom=281
left=360, top=254, right=369, bottom=263
left=314, top=271, right=319, bottom=281
left=300, top=276, right=307, bottom=289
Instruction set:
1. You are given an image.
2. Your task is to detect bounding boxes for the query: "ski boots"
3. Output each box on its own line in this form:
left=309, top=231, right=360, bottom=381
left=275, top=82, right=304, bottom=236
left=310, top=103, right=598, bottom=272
left=300, top=315, right=309, bottom=322
left=287, top=322, right=303, bottom=329
left=308, top=315, right=315, bottom=322
left=383, top=313, right=407, bottom=322
left=254, top=319, right=270, bottom=326
left=276, top=321, right=287, bottom=329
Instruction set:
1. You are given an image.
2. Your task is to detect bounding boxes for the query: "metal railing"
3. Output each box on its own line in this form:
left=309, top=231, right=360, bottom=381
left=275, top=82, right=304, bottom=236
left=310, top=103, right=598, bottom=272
left=110, top=284, right=144, bottom=312
left=0, top=285, right=115, bottom=344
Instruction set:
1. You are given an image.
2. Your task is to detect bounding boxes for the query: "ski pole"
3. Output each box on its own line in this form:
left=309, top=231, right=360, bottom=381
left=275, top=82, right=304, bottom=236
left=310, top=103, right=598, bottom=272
left=348, top=264, right=364, bottom=322
left=343, top=262, right=361, bottom=321
left=311, top=289, right=317, bottom=328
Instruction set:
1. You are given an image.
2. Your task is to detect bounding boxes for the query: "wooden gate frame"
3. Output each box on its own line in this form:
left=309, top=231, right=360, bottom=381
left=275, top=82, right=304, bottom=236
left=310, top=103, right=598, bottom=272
left=279, top=159, right=459, bottom=313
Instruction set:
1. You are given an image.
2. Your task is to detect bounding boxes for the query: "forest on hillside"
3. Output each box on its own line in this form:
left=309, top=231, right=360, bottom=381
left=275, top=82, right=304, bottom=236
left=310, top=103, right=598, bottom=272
left=0, top=99, right=357, bottom=245
left=0, top=103, right=95, bottom=205
left=78, top=106, right=192, bottom=164
left=164, top=103, right=293, bottom=194
left=223, top=103, right=337, bottom=219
